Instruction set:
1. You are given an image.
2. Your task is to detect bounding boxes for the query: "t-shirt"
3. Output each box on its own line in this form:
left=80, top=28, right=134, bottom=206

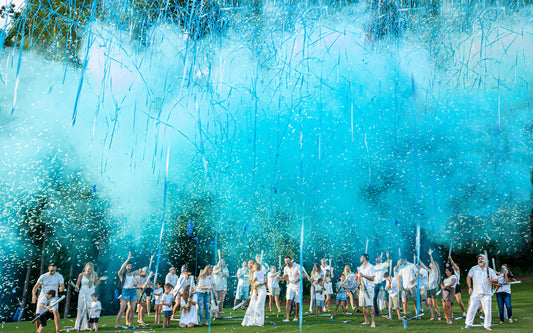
left=320, top=264, right=332, bottom=274
left=237, top=268, right=249, bottom=287
left=154, top=287, right=164, bottom=303
left=418, top=267, right=429, bottom=290
left=468, top=265, right=497, bottom=295
left=254, top=270, right=266, bottom=285
left=374, top=262, right=389, bottom=284
left=173, top=275, right=195, bottom=295
left=358, top=263, right=376, bottom=290
left=386, top=279, right=399, bottom=297
left=267, top=272, right=280, bottom=289
left=344, top=273, right=357, bottom=289
left=399, top=263, right=417, bottom=289
left=496, top=274, right=511, bottom=294
left=428, top=268, right=438, bottom=290
left=443, top=274, right=457, bottom=288
left=214, top=267, right=229, bottom=291
left=315, top=284, right=325, bottom=301
left=36, top=295, right=50, bottom=315
left=336, top=281, right=347, bottom=298
left=196, top=275, right=215, bottom=294
left=37, top=272, right=64, bottom=297
left=283, top=263, right=301, bottom=292
left=89, top=301, right=102, bottom=318
left=165, top=273, right=179, bottom=287
left=161, top=292, right=174, bottom=311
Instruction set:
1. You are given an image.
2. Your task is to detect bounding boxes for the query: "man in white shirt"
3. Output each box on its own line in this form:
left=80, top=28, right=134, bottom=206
left=32, top=263, right=65, bottom=333
left=213, top=259, right=230, bottom=317
left=373, top=251, right=390, bottom=316
left=397, top=259, right=419, bottom=317
left=357, top=254, right=376, bottom=328
left=281, top=256, right=302, bottom=322
left=234, top=261, right=250, bottom=308
left=465, top=254, right=498, bottom=330
left=165, top=267, right=179, bottom=288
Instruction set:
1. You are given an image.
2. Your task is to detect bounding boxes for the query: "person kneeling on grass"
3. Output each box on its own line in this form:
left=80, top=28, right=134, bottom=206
left=36, top=290, right=56, bottom=333
left=179, top=285, right=199, bottom=328
left=161, top=283, right=174, bottom=328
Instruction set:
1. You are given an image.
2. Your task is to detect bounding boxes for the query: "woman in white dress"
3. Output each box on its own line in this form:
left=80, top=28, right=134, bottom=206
left=179, top=285, right=199, bottom=328
left=74, top=262, right=106, bottom=330
left=242, top=263, right=267, bottom=327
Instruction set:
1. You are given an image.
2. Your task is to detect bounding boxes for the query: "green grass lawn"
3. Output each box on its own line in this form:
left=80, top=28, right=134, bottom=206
left=4, top=280, right=532, bottom=332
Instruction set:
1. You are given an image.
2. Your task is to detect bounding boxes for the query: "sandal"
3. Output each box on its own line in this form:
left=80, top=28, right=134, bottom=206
left=429, top=317, right=436, bottom=321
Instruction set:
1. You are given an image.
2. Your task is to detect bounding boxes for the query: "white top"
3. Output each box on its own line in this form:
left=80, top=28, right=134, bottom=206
left=428, top=268, right=438, bottom=290
left=399, top=263, right=417, bottom=289
left=173, top=275, right=195, bottom=295
left=386, top=278, right=399, bottom=297
left=154, top=287, right=164, bottom=304
left=418, top=267, right=429, bottom=289
left=123, top=273, right=136, bottom=289
left=496, top=274, right=511, bottom=294
left=161, top=292, right=174, bottom=311
left=468, top=265, right=496, bottom=295
left=267, top=272, right=280, bottom=289
left=358, top=263, right=375, bottom=290
left=320, top=264, right=332, bottom=274
left=344, top=273, right=357, bottom=289
left=37, top=272, right=64, bottom=297
left=443, top=274, right=457, bottom=288
left=214, top=267, right=230, bottom=291
left=315, top=284, right=325, bottom=301
left=237, top=268, right=249, bottom=287
left=283, top=263, right=301, bottom=292
left=165, top=273, right=179, bottom=287
left=312, top=270, right=324, bottom=282
left=89, top=301, right=102, bottom=318
left=179, top=293, right=199, bottom=326
left=374, top=262, right=389, bottom=284
left=36, top=295, right=50, bottom=314
left=454, top=269, right=461, bottom=287
left=254, top=270, right=266, bottom=285
left=196, top=275, right=215, bottom=294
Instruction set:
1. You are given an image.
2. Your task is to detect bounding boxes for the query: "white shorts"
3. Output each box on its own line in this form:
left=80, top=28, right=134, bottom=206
left=359, top=289, right=374, bottom=308
left=286, top=288, right=301, bottom=303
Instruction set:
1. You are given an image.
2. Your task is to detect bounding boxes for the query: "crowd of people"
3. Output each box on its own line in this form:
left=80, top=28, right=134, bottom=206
left=30, top=250, right=518, bottom=331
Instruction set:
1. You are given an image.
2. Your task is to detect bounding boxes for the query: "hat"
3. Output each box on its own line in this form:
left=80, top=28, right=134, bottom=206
left=476, top=254, right=486, bottom=259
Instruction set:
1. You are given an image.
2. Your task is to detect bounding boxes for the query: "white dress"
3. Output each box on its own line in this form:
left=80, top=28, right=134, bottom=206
left=179, top=294, right=199, bottom=326
left=74, top=275, right=95, bottom=331
left=242, top=272, right=267, bottom=327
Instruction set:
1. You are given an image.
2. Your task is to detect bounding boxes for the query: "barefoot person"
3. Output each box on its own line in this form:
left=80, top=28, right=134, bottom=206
left=448, top=255, right=467, bottom=317
left=357, top=254, right=376, bottom=328
left=419, top=249, right=441, bottom=321
left=115, top=252, right=139, bottom=328
left=32, top=263, right=65, bottom=333
left=464, top=254, right=498, bottom=330
left=441, top=267, right=457, bottom=325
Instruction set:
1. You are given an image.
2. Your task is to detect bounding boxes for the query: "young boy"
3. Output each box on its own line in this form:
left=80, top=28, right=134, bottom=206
left=88, top=294, right=102, bottom=331
left=161, top=283, right=174, bottom=328
left=315, top=278, right=325, bottom=315
left=36, top=290, right=56, bottom=333
left=384, top=272, right=401, bottom=320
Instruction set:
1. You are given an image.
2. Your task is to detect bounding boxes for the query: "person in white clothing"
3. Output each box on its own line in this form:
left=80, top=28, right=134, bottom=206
left=179, top=285, right=199, bottom=328
left=213, top=259, right=230, bottom=318
left=357, top=254, right=376, bottom=328
left=75, top=262, right=106, bottom=331
left=449, top=256, right=467, bottom=316
left=384, top=272, right=401, bottom=320
left=320, top=258, right=333, bottom=278
left=465, top=254, right=498, bottom=330
left=234, top=261, right=250, bottom=308
left=314, top=278, right=326, bottom=315
left=418, top=249, right=441, bottom=321
left=280, top=256, right=303, bottom=322
left=267, top=266, right=281, bottom=312
left=324, top=270, right=334, bottom=311
left=495, top=263, right=515, bottom=324
left=165, top=267, right=179, bottom=288
left=36, top=290, right=56, bottom=333
left=373, top=251, right=390, bottom=316
left=441, top=267, right=457, bottom=324
left=115, top=252, right=139, bottom=328
left=88, top=294, right=102, bottom=332
left=172, top=266, right=195, bottom=319
left=342, top=265, right=360, bottom=313
left=32, top=263, right=65, bottom=333
left=242, top=262, right=267, bottom=326
left=397, top=259, right=418, bottom=317
left=153, top=281, right=163, bottom=324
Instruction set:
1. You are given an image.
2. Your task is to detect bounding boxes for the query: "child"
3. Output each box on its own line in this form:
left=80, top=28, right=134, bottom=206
left=267, top=266, right=281, bottom=312
left=161, top=283, right=174, bottom=328
left=153, top=281, right=164, bottom=324
left=332, top=274, right=348, bottom=317
left=384, top=272, right=401, bottom=320
left=88, top=294, right=102, bottom=331
left=179, top=285, right=199, bottom=327
left=315, top=278, right=325, bottom=315
left=36, top=290, right=56, bottom=333
left=324, top=270, right=333, bottom=311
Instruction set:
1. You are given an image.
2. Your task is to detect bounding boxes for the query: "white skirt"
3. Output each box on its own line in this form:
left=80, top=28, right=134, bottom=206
left=242, top=285, right=267, bottom=327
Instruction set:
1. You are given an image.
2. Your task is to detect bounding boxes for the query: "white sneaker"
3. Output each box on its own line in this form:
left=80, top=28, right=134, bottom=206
left=464, top=325, right=471, bottom=329
left=282, top=319, right=289, bottom=322
left=463, top=312, right=466, bottom=317
left=485, top=327, right=492, bottom=331
left=293, top=318, right=298, bottom=322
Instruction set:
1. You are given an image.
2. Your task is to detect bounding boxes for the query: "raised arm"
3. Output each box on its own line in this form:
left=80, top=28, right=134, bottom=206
left=118, top=252, right=132, bottom=280
left=449, top=256, right=459, bottom=272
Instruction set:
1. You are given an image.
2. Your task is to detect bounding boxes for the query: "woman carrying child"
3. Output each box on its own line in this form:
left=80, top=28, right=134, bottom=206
left=242, top=262, right=267, bottom=326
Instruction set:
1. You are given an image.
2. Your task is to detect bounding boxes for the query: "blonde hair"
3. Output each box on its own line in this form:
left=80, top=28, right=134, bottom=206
left=84, top=262, right=97, bottom=288
left=182, top=285, right=192, bottom=314
left=197, top=265, right=212, bottom=283
left=343, top=265, right=352, bottom=276
left=248, top=260, right=258, bottom=284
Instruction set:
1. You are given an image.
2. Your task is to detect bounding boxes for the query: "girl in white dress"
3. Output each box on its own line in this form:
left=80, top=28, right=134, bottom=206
left=242, top=263, right=267, bottom=327
left=179, top=285, right=199, bottom=328
left=324, top=270, right=333, bottom=311
left=75, top=262, right=106, bottom=331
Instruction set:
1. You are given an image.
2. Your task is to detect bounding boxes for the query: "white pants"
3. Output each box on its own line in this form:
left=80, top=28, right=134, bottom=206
left=465, top=294, right=491, bottom=328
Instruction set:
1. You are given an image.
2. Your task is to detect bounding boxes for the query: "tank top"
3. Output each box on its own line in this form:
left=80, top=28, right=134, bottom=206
left=123, top=273, right=135, bottom=289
